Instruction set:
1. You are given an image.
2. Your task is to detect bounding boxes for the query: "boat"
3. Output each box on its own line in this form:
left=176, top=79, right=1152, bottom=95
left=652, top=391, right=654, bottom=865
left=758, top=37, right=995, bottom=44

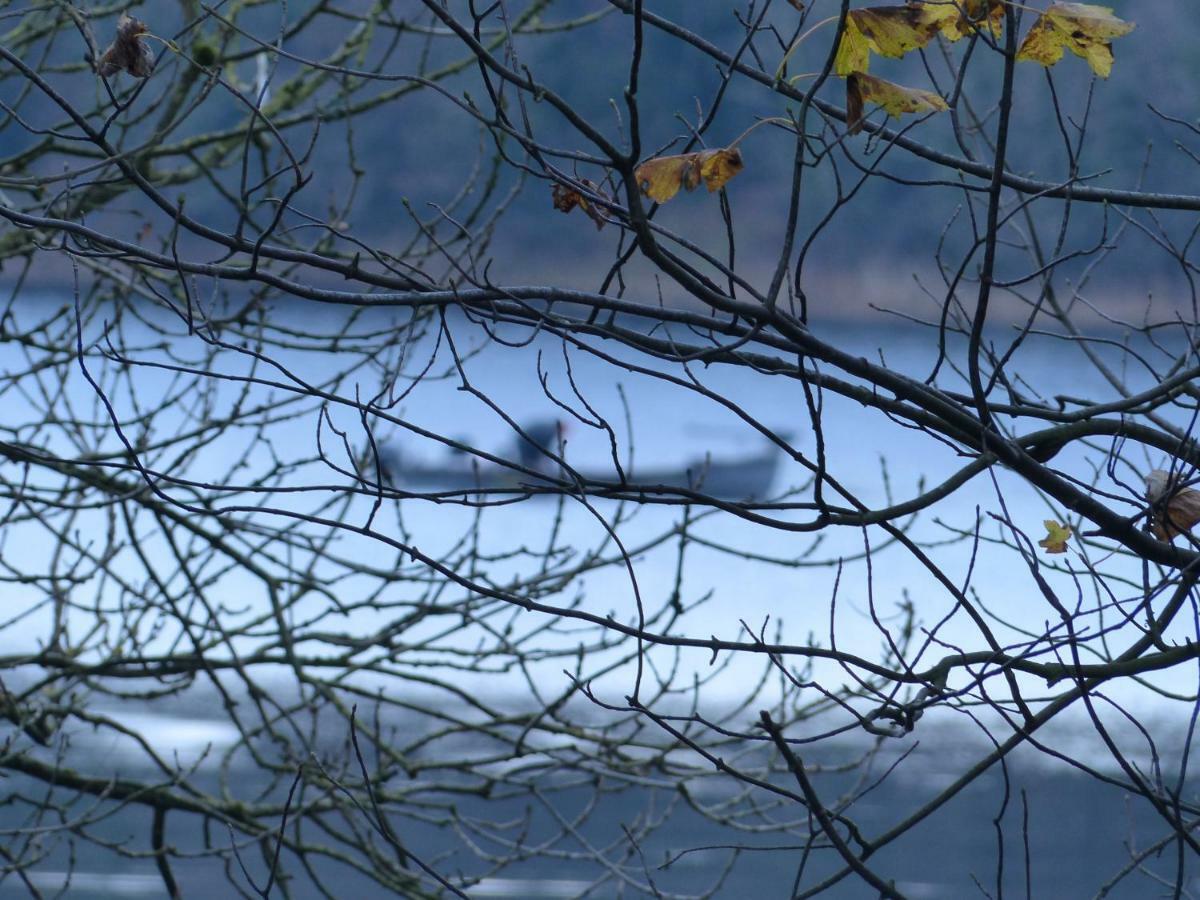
left=370, top=424, right=782, bottom=500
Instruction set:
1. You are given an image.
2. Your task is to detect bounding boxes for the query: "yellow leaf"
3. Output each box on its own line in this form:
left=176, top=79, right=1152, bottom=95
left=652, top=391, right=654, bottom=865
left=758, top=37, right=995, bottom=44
left=634, top=155, right=691, bottom=203
left=923, top=0, right=1004, bottom=42
left=846, top=72, right=948, bottom=134
left=856, top=6, right=943, bottom=56
left=634, top=148, right=744, bottom=204
left=697, top=148, right=744, bottom=192
left=1016, top=2, right=1134, bottom=79
left=834, top=5, right=946, bottom=76
left=834, top=17, right=871, bottom=75
left=1038, top=519, right=1072, bottom=554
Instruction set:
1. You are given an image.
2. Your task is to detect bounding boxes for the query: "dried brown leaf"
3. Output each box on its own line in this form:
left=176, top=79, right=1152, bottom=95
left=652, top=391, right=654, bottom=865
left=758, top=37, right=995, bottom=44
left=1146, top=469, right=1200, bottom=540
left=551, top=180, right=607, bottom=230
left=97, top=14, right=155, bottom=79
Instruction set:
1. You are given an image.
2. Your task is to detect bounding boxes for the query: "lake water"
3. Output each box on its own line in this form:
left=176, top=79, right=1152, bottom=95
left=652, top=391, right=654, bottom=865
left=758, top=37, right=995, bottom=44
left=0, top=294, right=1196, bottom=897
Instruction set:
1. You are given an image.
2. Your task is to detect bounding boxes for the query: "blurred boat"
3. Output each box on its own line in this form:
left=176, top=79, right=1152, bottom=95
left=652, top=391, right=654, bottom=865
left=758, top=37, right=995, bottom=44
left=374, top=422, right=782, bottom=500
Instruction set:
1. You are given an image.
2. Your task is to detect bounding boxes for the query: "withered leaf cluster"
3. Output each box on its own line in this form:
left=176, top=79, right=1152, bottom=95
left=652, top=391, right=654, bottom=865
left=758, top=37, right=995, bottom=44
left=557, top=4, right=1135, bottom=220
left=96, top=15, right=155, bottom=79
left=1016, top=2, right=1135, bottom=79
left=833, top=1, right=1003, bottom=77
left=634, top=148, right=744, bottom=205
left=828, top=2, right=1132, bottom=135
left=551, top=180, right=608, bottom=230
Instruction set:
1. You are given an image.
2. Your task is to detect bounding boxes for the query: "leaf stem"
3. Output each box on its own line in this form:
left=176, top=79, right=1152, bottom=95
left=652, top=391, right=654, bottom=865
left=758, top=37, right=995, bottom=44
left=143, top=33, right=182, bottom=54
left=727, top=117, right=795, bottom=149
left=774, top=15, right=840, bottom=81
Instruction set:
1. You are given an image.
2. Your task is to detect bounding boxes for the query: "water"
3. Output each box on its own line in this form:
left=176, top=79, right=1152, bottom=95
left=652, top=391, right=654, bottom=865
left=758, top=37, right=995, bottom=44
left=0, top=293, right=1196, bottom=897
left=3, top=702, right=1195, bottom=897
